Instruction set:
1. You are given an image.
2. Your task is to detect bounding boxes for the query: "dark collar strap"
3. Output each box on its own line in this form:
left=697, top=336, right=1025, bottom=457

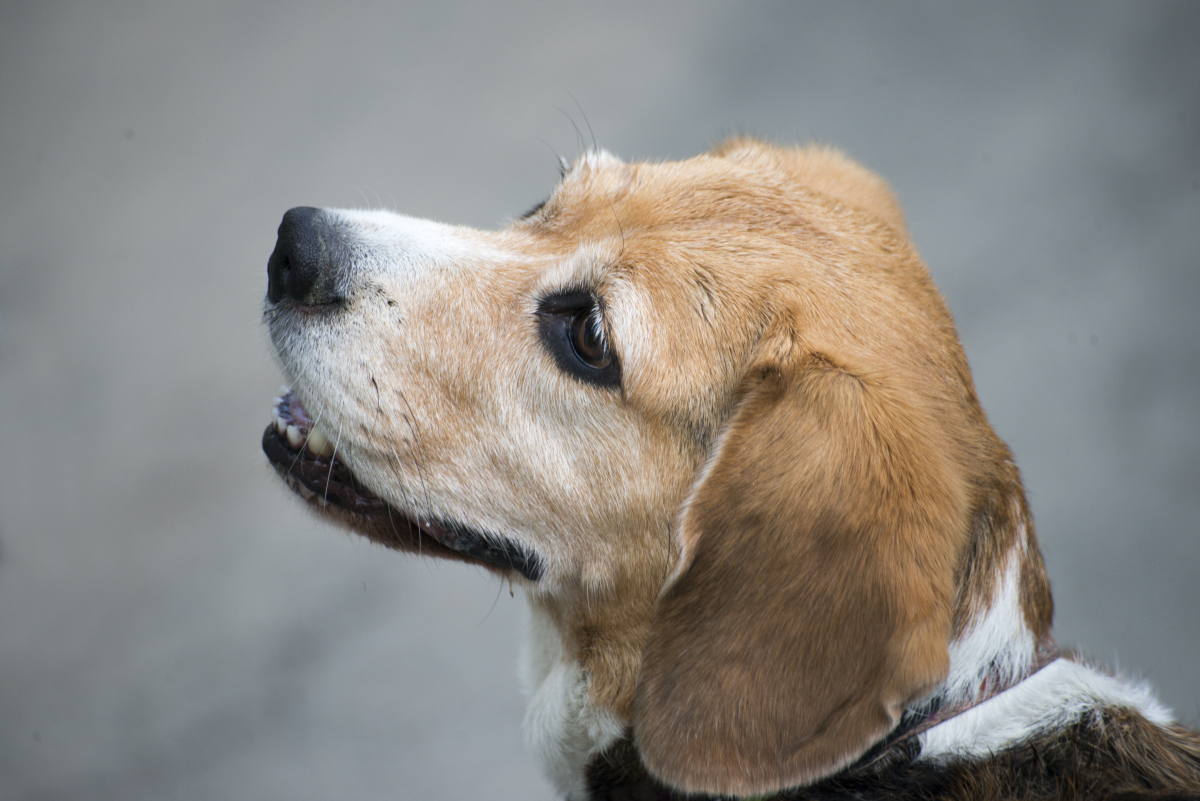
left=860, top=633, right=1061, bottom=769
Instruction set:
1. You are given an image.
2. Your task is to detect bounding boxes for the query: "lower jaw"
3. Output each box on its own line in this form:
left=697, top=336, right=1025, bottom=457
left=261, top=425, right=544, bottom=581
left=261, top=424, right=471, bottom=561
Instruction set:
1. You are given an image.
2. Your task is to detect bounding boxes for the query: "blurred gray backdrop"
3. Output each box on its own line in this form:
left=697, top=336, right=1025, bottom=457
left=1, top=2, right=1197, bottom=799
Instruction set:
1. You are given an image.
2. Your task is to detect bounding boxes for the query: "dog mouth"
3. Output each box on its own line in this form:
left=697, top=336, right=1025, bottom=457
left=262, top=390, right=543, bottom=582
left=262, top=391, right=388, bottom=518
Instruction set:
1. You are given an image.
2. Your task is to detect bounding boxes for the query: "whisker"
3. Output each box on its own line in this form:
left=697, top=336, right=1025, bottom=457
left=370, top=376, right=383, bottom=424
left=567, top=92, right=597, bottom=152
left=388, top=443, right=421, bottom=558
left=554, top=105, right=587, bottom=158
left=534, top=137, right=569, bottom=179
left=480, top=578, right=505, bottom=625
left=286, top=396, right=330, bottom=473
left=397, top=389, right=435, bottom=518
left=324, top=409, right=344, bottom=505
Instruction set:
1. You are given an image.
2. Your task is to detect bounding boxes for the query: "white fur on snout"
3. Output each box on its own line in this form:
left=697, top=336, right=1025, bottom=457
left=324, top=208, right=513, bottom=281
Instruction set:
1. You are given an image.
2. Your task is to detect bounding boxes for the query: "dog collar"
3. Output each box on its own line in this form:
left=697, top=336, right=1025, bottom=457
left=859, top=633, right=1062, bottom=768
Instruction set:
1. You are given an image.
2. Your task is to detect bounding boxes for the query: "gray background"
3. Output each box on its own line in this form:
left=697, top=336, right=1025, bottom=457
left=1, top=2, right=1197, bottom=799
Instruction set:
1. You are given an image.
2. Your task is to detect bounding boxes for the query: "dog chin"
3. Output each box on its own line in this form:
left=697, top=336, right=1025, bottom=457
left=262, top=391, right=544, bottom=581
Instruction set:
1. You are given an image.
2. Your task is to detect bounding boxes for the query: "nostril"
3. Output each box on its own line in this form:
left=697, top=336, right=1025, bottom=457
left=266, top=249, right=302, bottom=305
left=266, top=206, right=343, bottom=306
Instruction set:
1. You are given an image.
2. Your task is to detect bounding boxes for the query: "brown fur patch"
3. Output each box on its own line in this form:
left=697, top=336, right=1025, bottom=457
left=633, top=340, right=969, bottom=795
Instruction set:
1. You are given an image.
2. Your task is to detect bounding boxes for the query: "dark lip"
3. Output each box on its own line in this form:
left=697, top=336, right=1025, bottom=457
left=261, top=425, right=544, bottom=581
left=259, top=423, right=373, bottom=510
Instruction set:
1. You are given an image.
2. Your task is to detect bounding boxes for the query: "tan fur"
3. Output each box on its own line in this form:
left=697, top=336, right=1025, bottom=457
left=267, top=139, right=1060, bottom=797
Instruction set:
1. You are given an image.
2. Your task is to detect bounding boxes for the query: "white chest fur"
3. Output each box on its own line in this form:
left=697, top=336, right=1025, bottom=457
left=519, top=595, right=624, bottom=800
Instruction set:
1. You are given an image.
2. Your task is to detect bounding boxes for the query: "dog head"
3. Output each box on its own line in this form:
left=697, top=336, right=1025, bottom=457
left=263, top=138, right=1052, bottom=796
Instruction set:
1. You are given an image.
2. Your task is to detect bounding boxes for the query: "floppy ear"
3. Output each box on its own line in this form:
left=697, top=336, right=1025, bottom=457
left=632, top=347, right=967, bottom=797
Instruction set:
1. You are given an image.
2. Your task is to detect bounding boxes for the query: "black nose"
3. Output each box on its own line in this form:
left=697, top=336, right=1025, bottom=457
left=266, top=206, right=345, bottom=306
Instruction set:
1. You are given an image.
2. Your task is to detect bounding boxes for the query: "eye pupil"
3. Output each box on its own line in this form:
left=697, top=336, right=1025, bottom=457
left=571, top=308, right=612, bottom=369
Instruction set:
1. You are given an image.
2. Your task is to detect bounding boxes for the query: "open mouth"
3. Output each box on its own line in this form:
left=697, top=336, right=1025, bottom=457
left=262, top=391, right=543, bottom=581
left=262, top=391, right=389, bottom=517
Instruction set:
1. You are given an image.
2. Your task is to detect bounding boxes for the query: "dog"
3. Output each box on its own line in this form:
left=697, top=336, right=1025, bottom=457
left=262, top=139, right=1200, bottom=800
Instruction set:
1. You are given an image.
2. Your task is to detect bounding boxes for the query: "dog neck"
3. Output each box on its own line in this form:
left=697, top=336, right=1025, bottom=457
left=519, top=595, right=626, bottom=801
left=940, top=536, right=1046, bottom=710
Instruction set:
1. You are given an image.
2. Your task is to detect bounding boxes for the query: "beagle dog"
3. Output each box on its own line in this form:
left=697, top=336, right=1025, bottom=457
left=262, top=139, right=1200, bottom=800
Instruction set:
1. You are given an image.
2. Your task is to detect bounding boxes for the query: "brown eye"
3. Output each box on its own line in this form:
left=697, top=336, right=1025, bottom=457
left=536, top=289, right=621, bottom=390
left=570, top=308, right=613, bottom=369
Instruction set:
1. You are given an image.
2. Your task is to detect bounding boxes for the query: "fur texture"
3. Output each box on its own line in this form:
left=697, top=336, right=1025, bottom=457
left=262, top=138, right=1193, bottom=799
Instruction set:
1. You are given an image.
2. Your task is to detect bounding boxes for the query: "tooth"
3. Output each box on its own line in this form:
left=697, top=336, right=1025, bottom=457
left=306, top=426, right=335, bottom=457
left=274, top=414, right=288, bottom=435
left=285, top=425, right=305, bottom=449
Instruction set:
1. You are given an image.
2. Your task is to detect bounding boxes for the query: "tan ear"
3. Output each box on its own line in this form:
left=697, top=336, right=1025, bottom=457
left=633, top=348, right=967, bottom=797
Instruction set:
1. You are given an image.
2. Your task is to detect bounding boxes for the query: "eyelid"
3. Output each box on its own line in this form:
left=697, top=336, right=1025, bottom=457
left=536, top=289, right=599, bottom=316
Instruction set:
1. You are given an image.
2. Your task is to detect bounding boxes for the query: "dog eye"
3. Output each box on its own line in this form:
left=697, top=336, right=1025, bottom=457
left=536, top=291, right=622, bottom=390
left=570, top=308, right=613, bottom=369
